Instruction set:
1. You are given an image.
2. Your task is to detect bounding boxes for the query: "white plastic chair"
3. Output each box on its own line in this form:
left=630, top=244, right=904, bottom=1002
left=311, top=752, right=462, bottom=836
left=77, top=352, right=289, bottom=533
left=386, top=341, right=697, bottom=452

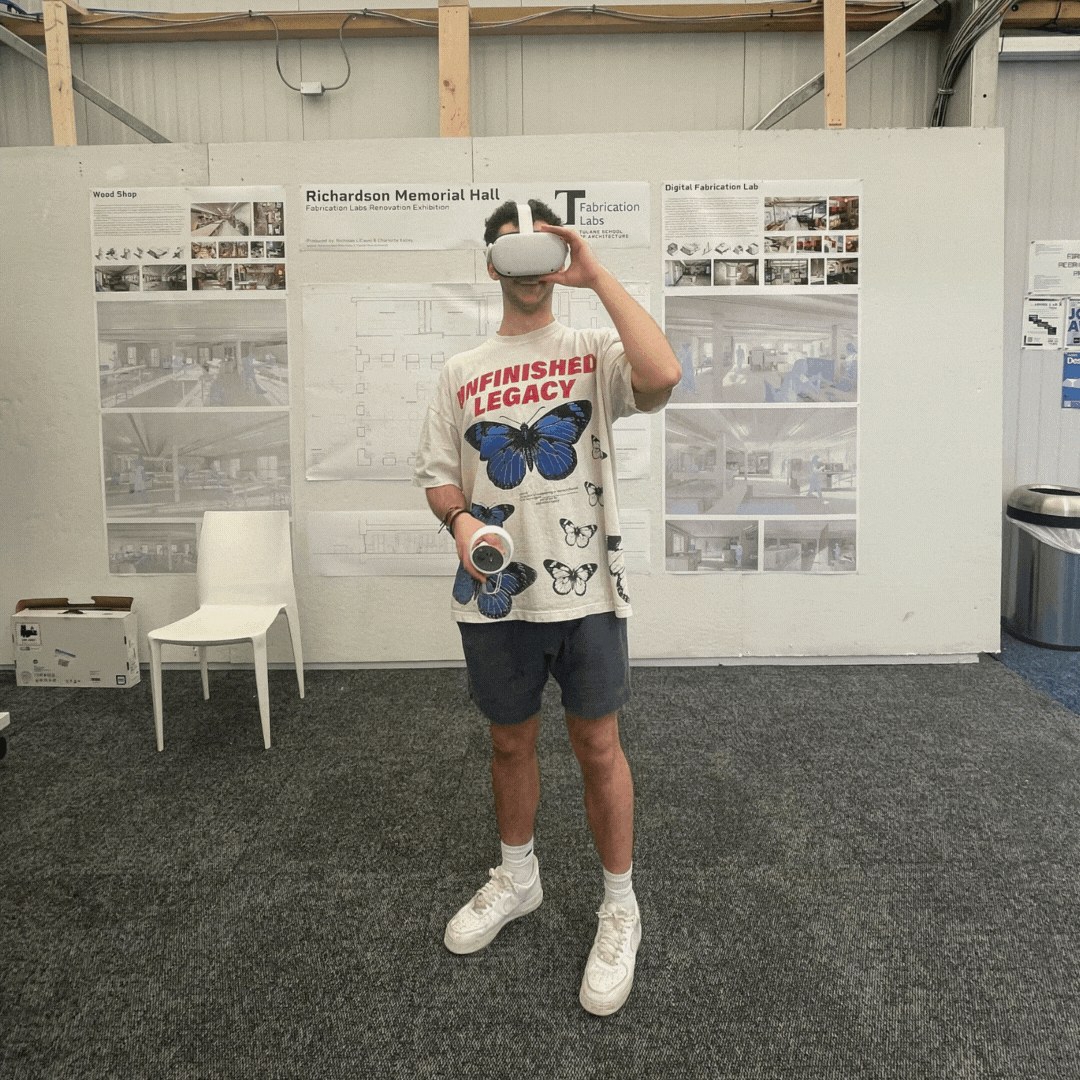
left=147, top=511, right=304, bottom=751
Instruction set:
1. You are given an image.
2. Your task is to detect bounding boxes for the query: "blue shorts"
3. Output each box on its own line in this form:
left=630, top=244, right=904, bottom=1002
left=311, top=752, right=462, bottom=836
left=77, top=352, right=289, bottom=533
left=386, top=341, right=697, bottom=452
left=457, top=612, right=631, bottom=726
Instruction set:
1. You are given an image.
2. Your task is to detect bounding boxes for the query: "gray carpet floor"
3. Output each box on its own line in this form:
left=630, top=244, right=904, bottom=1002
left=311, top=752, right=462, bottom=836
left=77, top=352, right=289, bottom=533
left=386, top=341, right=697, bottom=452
left=1, top=659, right=1078, bottom=1079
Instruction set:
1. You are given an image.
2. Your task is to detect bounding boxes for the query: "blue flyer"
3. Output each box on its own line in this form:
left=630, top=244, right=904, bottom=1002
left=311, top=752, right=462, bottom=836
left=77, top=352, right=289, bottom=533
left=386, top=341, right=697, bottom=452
left=1062, top=352, right=1080, bottom=408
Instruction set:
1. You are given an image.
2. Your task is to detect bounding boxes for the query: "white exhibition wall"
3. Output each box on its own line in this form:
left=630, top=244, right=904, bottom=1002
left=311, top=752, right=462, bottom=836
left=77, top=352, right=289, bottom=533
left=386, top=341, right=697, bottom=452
left=0, top=128, right=1004, bottom=665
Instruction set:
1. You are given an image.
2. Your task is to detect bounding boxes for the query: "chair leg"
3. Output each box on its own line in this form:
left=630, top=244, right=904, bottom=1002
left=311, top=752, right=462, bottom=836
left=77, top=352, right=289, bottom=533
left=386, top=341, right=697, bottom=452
left=285, top=604, right=305, bottom=698
left=198, top=646, right=209, bottom=700
left=150, top=638, right=164, bottom=752
left=252, top=634, right=271, bottom=750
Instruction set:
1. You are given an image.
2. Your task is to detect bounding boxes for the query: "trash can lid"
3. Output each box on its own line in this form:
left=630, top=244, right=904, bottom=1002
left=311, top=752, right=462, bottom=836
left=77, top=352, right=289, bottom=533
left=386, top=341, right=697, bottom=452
left=1007, top=484, right=1080, bottom=526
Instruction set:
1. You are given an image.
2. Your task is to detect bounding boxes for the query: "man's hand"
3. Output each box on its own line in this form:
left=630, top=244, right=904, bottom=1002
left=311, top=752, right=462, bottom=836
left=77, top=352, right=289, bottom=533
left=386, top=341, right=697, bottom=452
left=535, top=222, right=609, bottom=292
left=452, top=514, right=490, bottom=583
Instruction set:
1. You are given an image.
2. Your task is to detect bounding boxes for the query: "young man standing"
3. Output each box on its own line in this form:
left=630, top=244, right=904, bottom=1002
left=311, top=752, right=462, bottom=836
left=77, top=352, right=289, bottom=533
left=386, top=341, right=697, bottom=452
left=413, top=199, right=680, bottom=1016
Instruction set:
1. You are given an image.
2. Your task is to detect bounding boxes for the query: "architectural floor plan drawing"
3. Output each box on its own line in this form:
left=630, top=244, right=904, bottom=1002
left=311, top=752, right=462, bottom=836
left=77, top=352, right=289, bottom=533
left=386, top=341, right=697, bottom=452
left=303, top=282, right=652, bottom=481
left=306, top=511, right=459, bottom=576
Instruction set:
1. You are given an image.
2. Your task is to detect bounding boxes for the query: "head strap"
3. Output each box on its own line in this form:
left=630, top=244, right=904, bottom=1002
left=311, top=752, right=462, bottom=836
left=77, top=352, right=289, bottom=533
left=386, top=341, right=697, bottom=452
left=516, top=201, right=533, bottom=233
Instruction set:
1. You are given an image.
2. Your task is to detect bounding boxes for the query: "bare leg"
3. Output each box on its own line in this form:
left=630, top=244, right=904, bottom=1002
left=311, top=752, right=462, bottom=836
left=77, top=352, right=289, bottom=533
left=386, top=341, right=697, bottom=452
left=490, top=713, right=541, bottom=846
left=565, top=710, right=634, bottom=873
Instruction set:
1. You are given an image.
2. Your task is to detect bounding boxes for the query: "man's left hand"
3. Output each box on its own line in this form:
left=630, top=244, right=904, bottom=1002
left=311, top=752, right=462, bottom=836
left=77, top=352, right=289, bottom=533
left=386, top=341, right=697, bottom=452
left=536, top=223, right=609, bottom=291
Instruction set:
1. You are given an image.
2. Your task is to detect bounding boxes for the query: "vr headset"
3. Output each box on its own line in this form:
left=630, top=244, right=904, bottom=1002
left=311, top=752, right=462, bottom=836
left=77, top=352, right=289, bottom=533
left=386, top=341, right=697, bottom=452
left=487, top=202, right=568, bottom=278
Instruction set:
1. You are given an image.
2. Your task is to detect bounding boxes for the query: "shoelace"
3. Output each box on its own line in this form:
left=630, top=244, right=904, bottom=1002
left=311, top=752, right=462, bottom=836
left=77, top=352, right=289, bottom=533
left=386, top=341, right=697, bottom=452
left=593, top=906, right=634, bottom=965
left=471, top=867, right=516, bottom=912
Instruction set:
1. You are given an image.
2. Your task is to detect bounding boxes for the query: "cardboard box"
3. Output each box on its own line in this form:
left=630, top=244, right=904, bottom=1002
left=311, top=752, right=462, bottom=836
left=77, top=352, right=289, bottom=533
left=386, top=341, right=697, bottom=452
left=12, top=597, right=140, bottom=688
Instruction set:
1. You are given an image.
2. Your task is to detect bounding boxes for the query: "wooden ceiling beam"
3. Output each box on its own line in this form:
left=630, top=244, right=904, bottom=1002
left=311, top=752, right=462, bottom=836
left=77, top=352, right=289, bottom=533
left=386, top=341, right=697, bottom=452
left=0, top=3, right=953, bottom=46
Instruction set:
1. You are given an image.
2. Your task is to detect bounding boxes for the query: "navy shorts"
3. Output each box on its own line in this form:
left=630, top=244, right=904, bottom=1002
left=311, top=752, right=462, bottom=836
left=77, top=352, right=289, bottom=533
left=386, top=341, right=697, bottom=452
left=457, top=612, right=631, bottom=726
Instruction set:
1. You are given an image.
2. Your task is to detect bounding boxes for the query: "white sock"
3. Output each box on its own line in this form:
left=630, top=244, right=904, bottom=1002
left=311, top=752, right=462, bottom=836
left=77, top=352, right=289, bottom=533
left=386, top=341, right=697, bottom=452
left=603, top=864, right=635, bottom=909
left=500, top=838, right=535, bottom=884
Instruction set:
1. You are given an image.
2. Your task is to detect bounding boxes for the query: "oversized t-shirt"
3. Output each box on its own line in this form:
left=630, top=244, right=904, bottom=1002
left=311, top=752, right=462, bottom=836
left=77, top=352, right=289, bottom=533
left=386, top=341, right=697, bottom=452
left=414, top=321, right=644, bottom=624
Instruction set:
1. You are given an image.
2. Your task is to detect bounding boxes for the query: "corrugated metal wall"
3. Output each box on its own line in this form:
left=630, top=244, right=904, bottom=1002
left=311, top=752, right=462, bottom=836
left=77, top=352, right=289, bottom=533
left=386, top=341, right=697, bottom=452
left=0, top=2, right=944, bottom=145
left=998, top=61, right=1080, bottom=494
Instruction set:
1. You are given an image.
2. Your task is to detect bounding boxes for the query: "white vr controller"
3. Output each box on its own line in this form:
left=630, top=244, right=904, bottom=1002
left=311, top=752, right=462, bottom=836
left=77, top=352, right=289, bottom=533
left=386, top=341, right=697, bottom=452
left=487, top=202, right=569, bottom=278
left=469, top=525, right=514, bottom=576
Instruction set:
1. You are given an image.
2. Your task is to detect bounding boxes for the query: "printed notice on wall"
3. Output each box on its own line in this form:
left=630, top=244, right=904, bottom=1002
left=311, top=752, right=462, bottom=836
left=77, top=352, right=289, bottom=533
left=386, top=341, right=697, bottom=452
left=1063, top=353, right=1080, bottom=409
left=90, top=186, right=291, bottom=575
left=661, top=180, right=860, bottom=576
left=1022, top=296, right=1065, bottom=349
left=300, top=182, right=650, bottom=251
left=1028, top=241, right=1080, bottom=294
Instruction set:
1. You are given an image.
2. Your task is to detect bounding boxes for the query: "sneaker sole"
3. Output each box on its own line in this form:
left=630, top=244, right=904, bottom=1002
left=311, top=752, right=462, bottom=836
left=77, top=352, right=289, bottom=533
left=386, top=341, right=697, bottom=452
left=443, top=886, right=543, bottom=955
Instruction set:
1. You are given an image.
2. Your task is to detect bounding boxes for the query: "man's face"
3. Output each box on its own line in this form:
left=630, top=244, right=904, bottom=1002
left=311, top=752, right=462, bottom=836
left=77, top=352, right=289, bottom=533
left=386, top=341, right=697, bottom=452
left=487, top=219, right=555, bottom=315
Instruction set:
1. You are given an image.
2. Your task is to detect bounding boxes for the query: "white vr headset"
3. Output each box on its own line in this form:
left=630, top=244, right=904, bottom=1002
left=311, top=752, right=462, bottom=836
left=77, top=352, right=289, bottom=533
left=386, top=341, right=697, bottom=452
left=487, top=202, right=568, bottom=278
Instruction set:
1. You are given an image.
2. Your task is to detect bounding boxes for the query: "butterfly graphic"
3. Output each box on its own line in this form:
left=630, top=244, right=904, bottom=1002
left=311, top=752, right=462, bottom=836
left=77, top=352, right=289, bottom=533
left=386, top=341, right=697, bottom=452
left=591, top=435, right=608, bottom=460
left=544, top=560, right=597, bottom=597
left=607, top=535, right=629, bottom=604
left=584, top=481, right=604, bottom=507
left=450, top=503, right=524, bottom=618
left=465, top=401, right=592, bottom=490
left=453, top=560, right=537, bottom=619
left=560, top=518, right=598, bottom=548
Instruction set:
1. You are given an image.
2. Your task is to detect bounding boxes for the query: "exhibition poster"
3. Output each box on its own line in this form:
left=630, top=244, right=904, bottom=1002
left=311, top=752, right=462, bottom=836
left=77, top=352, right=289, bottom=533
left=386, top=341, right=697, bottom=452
left=300, top=182, right=650, bottom=251
left=661, top=181, right=861, bottom=575
left=91, top=186, right=291, bottom=575
left=302, top=281, right=653, bottom=483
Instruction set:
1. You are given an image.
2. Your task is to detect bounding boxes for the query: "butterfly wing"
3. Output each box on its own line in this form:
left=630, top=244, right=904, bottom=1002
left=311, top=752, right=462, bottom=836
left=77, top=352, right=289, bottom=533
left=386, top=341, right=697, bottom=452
left=452, top=564, right=479, bottom=606
left=473, top=503, right=515, bottom=528
left=571, top=563, right=598, bottom=595
left=476, top=561, right=537, bottom=619
left=585, top=481, right=604, bottom=506
left=532, top=402, right=592, bottom=482
left=544, top=559, right=576, bottom=596
left=465, top=422, right=528, bottom=490
left=607, top=537, right=628, bottom=602
left=591, top=434, right=608, bottom=460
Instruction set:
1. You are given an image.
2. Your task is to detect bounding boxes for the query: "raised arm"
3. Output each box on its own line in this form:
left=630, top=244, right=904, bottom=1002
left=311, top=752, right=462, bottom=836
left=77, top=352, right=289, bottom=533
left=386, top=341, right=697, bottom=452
left=538, top=223, right=682, bottom=411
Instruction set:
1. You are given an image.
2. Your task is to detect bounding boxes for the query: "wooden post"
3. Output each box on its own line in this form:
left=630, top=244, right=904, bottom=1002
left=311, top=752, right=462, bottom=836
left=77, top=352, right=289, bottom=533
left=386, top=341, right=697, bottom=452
left=823, top=0, right=847, bottom=128
left=438, top=0, right=470, bottom=137
left=42, top=0, right=80, bottom=146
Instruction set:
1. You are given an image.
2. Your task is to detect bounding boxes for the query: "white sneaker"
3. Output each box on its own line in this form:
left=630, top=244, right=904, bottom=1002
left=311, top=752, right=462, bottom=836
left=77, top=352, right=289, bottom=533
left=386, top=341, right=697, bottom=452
left=579, top=900, right=642, bottom=1016
left=443, top=859, right=543, bottom=955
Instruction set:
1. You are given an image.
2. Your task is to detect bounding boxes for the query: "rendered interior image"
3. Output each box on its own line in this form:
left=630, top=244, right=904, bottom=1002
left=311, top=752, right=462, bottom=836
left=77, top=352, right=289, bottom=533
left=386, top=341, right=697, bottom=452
left=666, top=294, right=857, bottom=404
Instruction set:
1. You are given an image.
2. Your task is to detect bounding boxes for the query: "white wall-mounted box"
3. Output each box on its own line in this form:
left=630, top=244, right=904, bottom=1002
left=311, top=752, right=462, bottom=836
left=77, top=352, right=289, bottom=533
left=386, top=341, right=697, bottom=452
left=12, top=602, right=140, bottom=688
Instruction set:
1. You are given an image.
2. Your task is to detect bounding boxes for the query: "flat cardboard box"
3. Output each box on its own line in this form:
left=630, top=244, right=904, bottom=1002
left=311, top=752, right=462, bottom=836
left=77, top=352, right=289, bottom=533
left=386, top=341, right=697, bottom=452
left=12, top=599, right=140, bottom=688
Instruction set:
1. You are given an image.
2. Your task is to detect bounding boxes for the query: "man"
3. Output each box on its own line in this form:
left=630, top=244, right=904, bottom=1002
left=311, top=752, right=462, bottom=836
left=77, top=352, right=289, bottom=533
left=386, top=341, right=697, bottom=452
left=413, top=198, right=680, bottom=1016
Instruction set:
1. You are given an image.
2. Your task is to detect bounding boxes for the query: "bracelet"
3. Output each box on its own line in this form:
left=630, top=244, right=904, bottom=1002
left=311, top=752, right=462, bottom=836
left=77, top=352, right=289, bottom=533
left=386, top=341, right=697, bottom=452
left=440, top=505, right=468, bottom=538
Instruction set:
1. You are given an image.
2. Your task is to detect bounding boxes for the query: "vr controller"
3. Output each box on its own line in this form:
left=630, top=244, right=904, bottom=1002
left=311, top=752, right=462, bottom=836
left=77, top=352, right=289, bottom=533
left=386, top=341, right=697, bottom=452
left=487, top=202, right=569, bottom=278
left=469, top=526, right=514, bottom=576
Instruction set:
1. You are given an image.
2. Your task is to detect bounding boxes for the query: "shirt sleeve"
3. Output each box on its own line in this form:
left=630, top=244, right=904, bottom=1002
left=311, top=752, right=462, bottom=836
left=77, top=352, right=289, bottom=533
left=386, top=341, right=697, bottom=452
left=413, top=367, right=463, bottom=490
left=595, top=329, right=654, bottom=420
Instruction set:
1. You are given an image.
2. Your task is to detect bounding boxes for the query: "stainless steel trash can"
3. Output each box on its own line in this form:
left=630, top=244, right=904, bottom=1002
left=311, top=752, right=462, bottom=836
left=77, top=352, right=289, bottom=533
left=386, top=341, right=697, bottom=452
left=1004, top=484, right=1080, bottom=648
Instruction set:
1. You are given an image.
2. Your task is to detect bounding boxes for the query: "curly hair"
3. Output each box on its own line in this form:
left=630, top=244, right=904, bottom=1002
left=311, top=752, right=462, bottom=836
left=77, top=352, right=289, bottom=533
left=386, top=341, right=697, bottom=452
left=483, top=199, right=562, bottom=246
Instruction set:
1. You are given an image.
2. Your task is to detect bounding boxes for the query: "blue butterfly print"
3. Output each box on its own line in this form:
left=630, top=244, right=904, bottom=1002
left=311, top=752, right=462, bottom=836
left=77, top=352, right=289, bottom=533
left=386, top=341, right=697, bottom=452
left=560, top=518, right=597, bottom=548
left=453, top=560, right=537, bottom=619
left=464, top=401, right=592, bottom=490
left=451, top=502, right=515, bottom=606
left=468, top=502, right=514, bottom=528
left=544, top=560, right=597, bottom=597
left=584, top=480, right=603, bottom=506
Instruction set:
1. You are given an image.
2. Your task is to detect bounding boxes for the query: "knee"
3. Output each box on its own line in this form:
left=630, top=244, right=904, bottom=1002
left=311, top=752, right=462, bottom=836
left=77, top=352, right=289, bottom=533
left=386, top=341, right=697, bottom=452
left=568, top=715, right=622, bottom=771
left=491, top=718, right=539, bottom=763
